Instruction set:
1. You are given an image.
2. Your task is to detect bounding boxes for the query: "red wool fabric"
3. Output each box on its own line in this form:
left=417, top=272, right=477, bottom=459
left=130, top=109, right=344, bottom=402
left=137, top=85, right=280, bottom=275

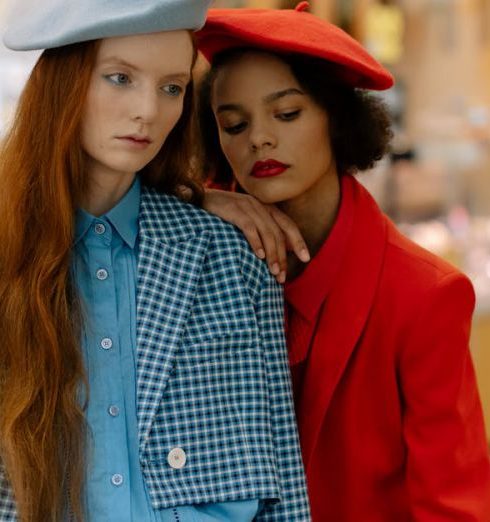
left=285, top=175, right=490, bottom=521
left=196, top=2, right=394, bottom=90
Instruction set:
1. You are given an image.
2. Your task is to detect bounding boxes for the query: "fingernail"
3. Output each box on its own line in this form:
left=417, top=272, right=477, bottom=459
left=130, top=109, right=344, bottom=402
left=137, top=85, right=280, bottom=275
left=270, top=262, right=280, bottom=275
left=278, top=271, right=286, bottom=284
left=299, top=248, right=310, bottom=263
left=256, top=248, right=266, bottom=259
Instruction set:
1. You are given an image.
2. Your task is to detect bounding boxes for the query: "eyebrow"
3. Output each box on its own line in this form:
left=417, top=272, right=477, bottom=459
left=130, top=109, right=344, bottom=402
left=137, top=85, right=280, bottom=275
left=99, top=56, right=191, bottom=81
left=264, top=88, right=304, bottom=103
left=216, top=88, right=305, bottom=114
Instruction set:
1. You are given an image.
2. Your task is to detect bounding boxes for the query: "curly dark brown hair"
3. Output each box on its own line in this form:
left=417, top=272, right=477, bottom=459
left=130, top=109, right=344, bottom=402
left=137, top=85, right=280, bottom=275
left=198, top=48, right=393, bottom=186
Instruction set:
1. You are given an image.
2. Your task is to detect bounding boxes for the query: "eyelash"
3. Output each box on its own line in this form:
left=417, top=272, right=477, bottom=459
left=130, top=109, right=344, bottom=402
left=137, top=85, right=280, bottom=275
left=162, top=84, right=184, bottom=97
left=105, top=73, right=130, bottom=86
left=223, top=122, right=247, bottom=135
left=104, top=74, right=184, bottom=97
left=223, top=110, right=301, bottom=135
left=278, top=109, right=301, bottom=121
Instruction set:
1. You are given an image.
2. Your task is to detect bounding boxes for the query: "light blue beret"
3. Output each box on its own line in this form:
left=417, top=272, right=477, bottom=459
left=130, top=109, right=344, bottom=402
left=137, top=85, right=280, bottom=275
left=3, top=0, right=213, bottom=51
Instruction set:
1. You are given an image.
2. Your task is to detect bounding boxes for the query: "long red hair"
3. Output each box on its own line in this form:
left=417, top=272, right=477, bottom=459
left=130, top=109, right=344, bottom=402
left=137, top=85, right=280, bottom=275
left=0, top=35, right=201, bottom=522
left=0, top=41, right=98, bottom=521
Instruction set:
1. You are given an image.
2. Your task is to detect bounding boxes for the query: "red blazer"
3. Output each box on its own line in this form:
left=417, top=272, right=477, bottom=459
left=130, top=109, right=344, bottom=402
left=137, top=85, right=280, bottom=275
left=290, top=176, right=490, bottom=521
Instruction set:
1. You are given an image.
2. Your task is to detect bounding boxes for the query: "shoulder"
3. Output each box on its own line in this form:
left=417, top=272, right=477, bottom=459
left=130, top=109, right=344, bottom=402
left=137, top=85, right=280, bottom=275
left=385, top=218, right=471, bottom=286
left=141, top=186, right=244, bottom=240
left=379, top=217, right=474, bottom=314
left=348, top=177, right=473, bottom=305
left=140, top=188, right=271, bottom=292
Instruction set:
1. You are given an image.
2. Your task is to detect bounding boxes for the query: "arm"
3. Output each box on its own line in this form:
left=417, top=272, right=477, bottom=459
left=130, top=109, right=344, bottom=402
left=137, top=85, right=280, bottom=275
left=203, top=189, right=310, bottom=283
left=253, top=272, right=311, bottom=521
left=400, top=273, right=490, bottom=521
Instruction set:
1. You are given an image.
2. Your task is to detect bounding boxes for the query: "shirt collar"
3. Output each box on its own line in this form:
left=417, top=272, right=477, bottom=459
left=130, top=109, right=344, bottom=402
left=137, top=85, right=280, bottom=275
left=74, top=177, right=140, bottom=248
left=284, top=174, right=355, bottom=322
left=74, top=208, right=93, bottom=245
left=105, top=177, right=140, bottom=248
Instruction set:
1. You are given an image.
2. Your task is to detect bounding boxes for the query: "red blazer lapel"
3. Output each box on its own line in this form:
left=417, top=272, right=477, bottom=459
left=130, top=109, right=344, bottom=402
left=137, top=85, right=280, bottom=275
left=298, top=179, right=388, bottom=471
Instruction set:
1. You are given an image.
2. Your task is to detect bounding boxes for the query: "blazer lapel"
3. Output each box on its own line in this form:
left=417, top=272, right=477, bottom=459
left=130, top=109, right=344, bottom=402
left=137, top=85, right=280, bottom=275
left=298, top=179, right=387, bottom=471
left=136, top=189, right=210, bottom=452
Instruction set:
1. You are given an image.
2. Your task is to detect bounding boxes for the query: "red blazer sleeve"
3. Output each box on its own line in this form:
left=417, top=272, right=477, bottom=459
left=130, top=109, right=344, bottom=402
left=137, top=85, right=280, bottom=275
left=399, top=272, right=490, bottom=521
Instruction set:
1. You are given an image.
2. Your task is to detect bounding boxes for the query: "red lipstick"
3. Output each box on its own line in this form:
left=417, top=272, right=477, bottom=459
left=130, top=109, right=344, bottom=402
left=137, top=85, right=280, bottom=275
left=251, top=159, right=289, bottom=178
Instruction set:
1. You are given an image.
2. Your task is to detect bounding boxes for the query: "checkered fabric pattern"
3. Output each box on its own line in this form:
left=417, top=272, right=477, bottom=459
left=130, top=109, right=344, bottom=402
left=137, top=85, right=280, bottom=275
left=0, top=187, right=310, bottom=521
left=0, top=463, right=15, bottom=521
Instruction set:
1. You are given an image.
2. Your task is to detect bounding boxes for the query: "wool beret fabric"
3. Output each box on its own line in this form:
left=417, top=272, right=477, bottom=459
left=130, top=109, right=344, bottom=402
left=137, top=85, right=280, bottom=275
left=3, top=0, right=213, bottom=51
left=196, top=1, right=393, bottom=90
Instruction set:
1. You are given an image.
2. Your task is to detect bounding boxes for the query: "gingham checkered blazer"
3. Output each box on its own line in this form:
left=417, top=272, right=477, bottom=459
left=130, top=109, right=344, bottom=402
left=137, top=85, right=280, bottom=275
left=0, top=187, right=310, bottom=521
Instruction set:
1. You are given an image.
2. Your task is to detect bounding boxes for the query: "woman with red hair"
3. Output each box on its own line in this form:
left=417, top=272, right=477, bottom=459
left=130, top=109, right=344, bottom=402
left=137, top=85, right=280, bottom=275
left=0, top=1, right=310, bottom=521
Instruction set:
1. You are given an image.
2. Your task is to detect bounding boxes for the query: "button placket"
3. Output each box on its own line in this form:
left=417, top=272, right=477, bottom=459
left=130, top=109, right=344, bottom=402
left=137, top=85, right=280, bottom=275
left=82, top=220, right=134, bottom=517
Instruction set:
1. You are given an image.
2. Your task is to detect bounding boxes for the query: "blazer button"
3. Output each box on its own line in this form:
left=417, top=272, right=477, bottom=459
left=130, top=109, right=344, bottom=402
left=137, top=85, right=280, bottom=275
left=167, top=447, right=186, bottom=469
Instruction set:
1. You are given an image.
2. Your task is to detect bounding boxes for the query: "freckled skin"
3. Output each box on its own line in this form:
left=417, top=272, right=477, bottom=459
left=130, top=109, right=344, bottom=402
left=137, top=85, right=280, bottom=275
left=81, top=31, right=193, bottom=188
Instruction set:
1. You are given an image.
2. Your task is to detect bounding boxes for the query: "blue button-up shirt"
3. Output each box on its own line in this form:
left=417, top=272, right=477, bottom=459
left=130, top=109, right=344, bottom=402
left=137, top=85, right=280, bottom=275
left=73, top=178, right=259, bottom=521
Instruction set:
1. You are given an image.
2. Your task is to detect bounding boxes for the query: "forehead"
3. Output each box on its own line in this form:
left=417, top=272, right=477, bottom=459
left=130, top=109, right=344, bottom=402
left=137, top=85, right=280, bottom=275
left=96, top=30, right=194, bottom=71
left=212, top=52, right=301, bottom=103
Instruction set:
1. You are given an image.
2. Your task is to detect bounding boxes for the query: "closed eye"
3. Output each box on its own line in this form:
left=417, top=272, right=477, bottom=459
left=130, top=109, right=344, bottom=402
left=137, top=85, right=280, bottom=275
left=277, top=110, right=301, bottom=121
left=223, top=121, right=248, bottom=135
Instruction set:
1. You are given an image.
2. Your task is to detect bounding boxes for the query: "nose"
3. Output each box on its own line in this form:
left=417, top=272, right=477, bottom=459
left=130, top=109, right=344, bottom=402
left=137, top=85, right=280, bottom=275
left=249, top=119, right=276, bottom=151
left=130, top=87, right=159, bottom=123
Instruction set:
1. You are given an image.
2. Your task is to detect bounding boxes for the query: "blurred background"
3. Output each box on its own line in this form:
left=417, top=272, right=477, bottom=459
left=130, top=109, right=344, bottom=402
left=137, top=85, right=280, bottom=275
left=1, top=0, right=490, bottom=438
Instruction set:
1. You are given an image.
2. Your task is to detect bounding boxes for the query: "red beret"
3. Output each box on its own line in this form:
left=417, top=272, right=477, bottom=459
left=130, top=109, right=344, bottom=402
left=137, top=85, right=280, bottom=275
left=196, top=1, right=394, bottom=91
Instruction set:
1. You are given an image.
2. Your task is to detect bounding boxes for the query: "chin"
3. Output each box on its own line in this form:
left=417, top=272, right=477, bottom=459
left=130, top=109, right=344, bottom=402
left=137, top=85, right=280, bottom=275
left=244, top=177, right=299, bottom=205
left=256, top=195, right=281, bottom=205
left=248, top=187, right=294, bottom=206
left=112, top=149, right=157, bottom=169
left=107, top=159, right=150, bottom=175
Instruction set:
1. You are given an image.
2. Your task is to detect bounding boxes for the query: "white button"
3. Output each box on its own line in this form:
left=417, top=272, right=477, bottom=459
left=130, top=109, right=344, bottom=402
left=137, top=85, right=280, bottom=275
left=167, top=447, right=186, bottom=469
left=100, top=338, right=113, bottom=350
left=111, top=473, right=124, bottom=486
left=94, top=223, right=106, bottom=235
left=96, top=268, right=108, bottom=280
left=108, top=405, right=120, bottom=417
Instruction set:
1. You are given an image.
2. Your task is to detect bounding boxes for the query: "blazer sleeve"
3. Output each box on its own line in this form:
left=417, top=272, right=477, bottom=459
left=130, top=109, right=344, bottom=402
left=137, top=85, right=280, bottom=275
left=253, top=273, right=311, bottom=521
left=399, top=272, right=490, bottom=521
left=0, top=463, right=17, bottom=521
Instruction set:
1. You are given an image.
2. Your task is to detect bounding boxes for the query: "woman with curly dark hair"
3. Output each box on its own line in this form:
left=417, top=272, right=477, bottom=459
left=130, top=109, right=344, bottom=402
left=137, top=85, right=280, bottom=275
left=196, top=3, right=490, bottom=521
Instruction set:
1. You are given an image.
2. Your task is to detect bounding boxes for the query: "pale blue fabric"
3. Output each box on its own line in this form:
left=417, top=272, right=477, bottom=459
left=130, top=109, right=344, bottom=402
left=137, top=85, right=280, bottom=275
left=0, top=184, right=310, bottom=520
left=3, top=0, right=212, bottom=51
left=73, top=178, right=259, bottom=521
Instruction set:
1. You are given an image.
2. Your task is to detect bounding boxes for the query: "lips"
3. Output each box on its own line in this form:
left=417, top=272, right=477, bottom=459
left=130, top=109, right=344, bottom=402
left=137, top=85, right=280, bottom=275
left=116, top=135, right=152, bottom=148
left=251, top=159, right=289, bottom=178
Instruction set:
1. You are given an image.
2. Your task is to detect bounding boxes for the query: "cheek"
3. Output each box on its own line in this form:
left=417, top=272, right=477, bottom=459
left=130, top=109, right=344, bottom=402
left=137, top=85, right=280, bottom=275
left=80, top=108, right=108, bottom=158
left=160, top=101, right=185, bottom=132
left=80, top=111, right=97, bottom=155
left=301, top=121, right=332, bottom=160
left=315, top=137, right=334, bottom=166
left=81, top=92, right=110, bottom=141
left=219, top=135, right=246, bottom=171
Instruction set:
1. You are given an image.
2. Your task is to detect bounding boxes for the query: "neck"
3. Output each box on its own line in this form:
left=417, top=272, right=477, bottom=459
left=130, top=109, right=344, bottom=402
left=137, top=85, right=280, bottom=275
left=82, top=168, right=136, bottom=216
left=278, top=172, right=341, bottom=279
